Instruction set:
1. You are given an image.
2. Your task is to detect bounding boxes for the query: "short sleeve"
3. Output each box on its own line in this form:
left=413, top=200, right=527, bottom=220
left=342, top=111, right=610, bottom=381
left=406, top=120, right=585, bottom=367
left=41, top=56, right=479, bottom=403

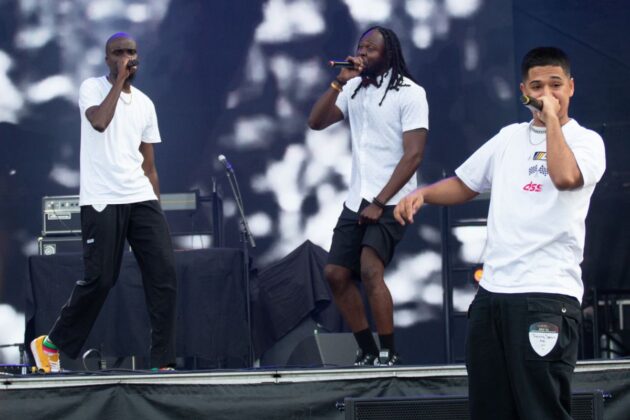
left=455, top=126, right=517, bottom=193
left=401, top=84, right=429, bottom=132
left=78, top=79, right=102, bottom=113
left=334, top=81, right=350, bottom=118
left=569, top=131, right=606, bottom=188
left=141, top=100, right=161, bottom=144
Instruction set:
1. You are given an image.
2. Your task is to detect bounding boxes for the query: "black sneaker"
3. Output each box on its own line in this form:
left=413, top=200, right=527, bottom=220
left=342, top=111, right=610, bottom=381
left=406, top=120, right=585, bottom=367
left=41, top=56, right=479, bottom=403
left=354, top=349, right=378, bottom=366
left=376, top=349, right=401, bottom=366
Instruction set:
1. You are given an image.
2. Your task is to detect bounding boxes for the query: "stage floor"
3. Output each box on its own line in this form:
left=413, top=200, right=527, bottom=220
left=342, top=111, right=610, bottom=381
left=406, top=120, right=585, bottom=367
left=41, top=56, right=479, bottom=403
left=2, top=360, right=630, bottom=419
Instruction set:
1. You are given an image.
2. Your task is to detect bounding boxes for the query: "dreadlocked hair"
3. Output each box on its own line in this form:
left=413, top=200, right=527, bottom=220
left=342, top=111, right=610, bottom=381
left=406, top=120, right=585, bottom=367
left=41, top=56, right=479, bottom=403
left=350, top=26, right=417, bottom=106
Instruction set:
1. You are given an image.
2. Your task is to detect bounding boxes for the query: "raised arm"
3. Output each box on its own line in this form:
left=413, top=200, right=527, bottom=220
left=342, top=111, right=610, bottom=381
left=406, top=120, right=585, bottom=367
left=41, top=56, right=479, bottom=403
left=85, top=58, right=133, bottom=132
left=308, top=56, right=364, bottom=130
left=537, top=95, right=583, bottom=190
left=393, top=176, right=479, bottom=225
left=307, top=86, right=345, bottom=130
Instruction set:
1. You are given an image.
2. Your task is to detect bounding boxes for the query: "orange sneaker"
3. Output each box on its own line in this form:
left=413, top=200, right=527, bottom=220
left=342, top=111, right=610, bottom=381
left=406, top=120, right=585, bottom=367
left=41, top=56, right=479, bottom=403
left=30, top=335, right=61, bottom=373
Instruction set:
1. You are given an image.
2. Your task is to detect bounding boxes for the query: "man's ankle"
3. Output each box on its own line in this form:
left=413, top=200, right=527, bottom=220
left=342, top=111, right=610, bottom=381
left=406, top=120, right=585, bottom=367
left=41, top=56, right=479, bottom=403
left=354, top=328, right=379, bottom=356
left=43, top=336, right=59, bottom=352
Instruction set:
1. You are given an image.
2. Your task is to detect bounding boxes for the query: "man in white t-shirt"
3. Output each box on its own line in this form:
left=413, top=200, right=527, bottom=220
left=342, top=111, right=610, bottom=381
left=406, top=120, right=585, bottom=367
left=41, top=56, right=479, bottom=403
left=394, top=47, right=605, bottom=419
left=30, top=33, right=177, bottom=372
left=308, top=26, right=429, bottom=366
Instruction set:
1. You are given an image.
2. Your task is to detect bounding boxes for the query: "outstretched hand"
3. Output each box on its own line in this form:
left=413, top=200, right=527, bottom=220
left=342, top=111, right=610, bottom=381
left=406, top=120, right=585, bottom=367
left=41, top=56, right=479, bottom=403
left=393, top=192, right=424, bottom=226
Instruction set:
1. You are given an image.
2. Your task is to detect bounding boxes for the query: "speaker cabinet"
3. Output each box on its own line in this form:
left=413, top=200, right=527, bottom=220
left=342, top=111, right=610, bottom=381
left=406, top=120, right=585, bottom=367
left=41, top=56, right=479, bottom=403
left=287, top=332, right=362, bottom=367
left=260, top=316, right=375, bottom=368
left=38, top=236, right=82, bottom=255
left=344, top=391, right=604, bottom=420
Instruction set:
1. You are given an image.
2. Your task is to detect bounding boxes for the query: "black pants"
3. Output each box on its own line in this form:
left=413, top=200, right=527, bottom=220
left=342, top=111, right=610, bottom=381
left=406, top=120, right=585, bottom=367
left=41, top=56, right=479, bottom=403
left=49, top=200, right=177, bottom=368
left=466, top=287, right=581, bottom=420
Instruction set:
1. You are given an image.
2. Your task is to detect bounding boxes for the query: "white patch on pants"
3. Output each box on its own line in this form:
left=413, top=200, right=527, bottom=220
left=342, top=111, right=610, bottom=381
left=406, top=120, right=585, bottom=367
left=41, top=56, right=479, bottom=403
left=529, top=322, right=559, bottom=357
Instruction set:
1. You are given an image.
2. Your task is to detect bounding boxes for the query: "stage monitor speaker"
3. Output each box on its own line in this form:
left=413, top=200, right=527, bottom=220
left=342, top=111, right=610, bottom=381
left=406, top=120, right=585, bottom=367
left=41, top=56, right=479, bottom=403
left=259, top=317, right=375, bottom=368
left=286, top=332, right=377, bottom=368
left=260, top=316, right=320, bottom=367
left=344, top=391, right=604, bottom=420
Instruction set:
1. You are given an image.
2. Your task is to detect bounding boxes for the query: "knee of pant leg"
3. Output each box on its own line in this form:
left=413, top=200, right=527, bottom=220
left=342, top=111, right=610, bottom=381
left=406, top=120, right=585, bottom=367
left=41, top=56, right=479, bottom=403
left=158, top=251, right=177, bottom=273
left=140, top=250, right=176, bottom=278
left=76, top=275, right=114, bottom=293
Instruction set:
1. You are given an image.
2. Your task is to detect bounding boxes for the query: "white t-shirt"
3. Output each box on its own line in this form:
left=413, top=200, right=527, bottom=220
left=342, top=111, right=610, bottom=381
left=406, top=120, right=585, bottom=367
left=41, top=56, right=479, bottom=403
left=335, top=70, right=429, bottom=212
left=78, top=76, right=161, bottom=205
left=455, top=119, right=606, bottom=302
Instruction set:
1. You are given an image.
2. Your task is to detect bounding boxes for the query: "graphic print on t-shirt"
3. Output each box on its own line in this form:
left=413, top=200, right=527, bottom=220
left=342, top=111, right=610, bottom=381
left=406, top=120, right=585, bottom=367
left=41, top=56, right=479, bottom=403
left=522, top=148, right=548, bottom=192
left=528, top=150, right=548, bottom=177
left=532, top=151, right=547, bottom=161
left=529, top=150, right=548, bottom=178
left=528, top=164, right=548, bottom=177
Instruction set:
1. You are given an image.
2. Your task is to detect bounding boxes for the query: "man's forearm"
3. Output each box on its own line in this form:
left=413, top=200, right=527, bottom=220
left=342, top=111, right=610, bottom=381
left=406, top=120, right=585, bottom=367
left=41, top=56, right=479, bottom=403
left=87, top=78, right=125, bottom=132
left=375, top=153, right=422, bottom=204
left=545, top=118, right=583, bottom=190
left=308, top=87, right=341, bottom=130
left=421, top=176, right=478, bottom=206
left=146, top=170, right=160, bottom=199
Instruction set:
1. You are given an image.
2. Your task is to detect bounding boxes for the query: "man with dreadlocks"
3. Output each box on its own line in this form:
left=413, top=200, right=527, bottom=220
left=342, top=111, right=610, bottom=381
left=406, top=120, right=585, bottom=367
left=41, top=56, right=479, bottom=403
left=308, top=26, right=428, bottom=366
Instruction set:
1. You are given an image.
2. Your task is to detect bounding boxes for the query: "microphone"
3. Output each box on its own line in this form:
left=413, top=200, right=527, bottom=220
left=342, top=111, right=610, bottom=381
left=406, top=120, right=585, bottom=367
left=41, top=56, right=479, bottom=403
left=521, top=95, right=543, bottom=112
left=328, top=60, right=355, bottom=68
left=127, top=59, right=139, bottom=68
left=218, top=154, right=234, bottom=172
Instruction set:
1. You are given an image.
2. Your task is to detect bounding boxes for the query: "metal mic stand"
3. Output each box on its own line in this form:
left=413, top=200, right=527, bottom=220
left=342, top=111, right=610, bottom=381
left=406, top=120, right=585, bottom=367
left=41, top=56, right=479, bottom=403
left=223, top=166, right=256, bottom=367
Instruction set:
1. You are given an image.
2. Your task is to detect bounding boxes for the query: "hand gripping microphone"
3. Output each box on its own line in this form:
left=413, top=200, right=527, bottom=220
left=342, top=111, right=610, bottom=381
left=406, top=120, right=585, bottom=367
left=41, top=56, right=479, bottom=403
left=521, top=95, right=543, bottom=112
left=328, top=60, right=354, bottom=68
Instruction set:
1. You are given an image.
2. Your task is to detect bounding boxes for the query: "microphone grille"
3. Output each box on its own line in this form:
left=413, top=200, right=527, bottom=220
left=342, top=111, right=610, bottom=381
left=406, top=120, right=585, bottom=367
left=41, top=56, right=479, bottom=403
left=217, top=154, right=226, bottom=163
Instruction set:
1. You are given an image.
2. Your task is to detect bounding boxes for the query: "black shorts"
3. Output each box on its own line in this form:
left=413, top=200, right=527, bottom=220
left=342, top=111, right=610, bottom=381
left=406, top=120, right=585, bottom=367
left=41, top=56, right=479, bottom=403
left=327, top=199, right=407, bottom=276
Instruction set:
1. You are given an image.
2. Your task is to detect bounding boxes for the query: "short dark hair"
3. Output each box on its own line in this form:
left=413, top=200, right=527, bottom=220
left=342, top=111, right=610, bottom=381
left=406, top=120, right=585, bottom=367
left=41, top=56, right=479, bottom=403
left=521, top=47, right=571, bottom=80
left=105, top=32, right=134, bottom=54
